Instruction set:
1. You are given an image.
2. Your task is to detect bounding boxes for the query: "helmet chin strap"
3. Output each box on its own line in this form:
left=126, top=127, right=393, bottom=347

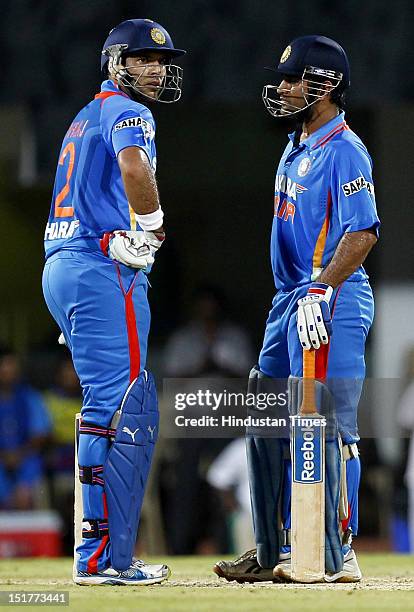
left=117, top=78, right=157, bottom=104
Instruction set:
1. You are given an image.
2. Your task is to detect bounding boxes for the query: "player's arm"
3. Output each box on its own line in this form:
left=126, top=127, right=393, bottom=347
left=297, top=144, right=380, bottom=350
left=118, top=147, right=163, bottom=232
left=316, top=228, right=377, bottom=288
left=297, top=229, right=378, bottom=350
left=107, top=145, right=164, bottom=269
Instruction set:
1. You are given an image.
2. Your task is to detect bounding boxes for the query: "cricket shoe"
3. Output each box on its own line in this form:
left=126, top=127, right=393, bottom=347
left=74, top=560, right=171, bottom=585
left=272, top=552, right=295, bottom=581
left=273, top=549, right=362, bottom=583
left=213, top=549, right=282, bottom=583
left=324, top=548, right=362, bottom=583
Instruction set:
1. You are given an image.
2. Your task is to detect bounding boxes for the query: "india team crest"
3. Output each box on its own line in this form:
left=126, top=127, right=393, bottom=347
left=298, top=157, right=312, bottom=177
left=151, top=27, right=166, bottom=45
left=280, top=45, right=292, bottom=63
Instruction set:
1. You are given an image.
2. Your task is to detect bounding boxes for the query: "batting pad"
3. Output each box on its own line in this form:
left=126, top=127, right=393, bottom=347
left=246, top=366, right=287, bottom=568
left=104, top=371, right=159, bottom=571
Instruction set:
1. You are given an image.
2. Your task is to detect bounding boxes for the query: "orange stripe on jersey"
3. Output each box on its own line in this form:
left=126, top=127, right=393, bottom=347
left=318, top=125, right=348, bottom=149
left=312, top=189, right=332, bottom=271
left=129, top=203, right=137, bottom=230
left=313, top=121, right=347, bottom=149
left=320, top=125, right=348, bottom=148
left=94, top=91, right=120, bottom=101
left=94, top=90, right=129, bottom=106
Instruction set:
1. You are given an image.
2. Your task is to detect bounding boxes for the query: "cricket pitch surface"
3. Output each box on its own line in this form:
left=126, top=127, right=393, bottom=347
left=0, top=554, right=413, bottom=611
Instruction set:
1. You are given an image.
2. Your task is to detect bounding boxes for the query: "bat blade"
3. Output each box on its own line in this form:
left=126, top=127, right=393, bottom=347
left=291, top=349, right=325, bottom=583
left=291, top=413, right=325, bottom=582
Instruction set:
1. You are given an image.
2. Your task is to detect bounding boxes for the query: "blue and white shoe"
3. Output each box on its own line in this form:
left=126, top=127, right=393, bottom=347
left=324, top=548, right=362, bottom=583
left=74, top=559, right=171, bottom=586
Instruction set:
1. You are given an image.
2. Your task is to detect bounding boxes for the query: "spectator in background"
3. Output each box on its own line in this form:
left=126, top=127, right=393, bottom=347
left=43, top=355, right=82, bottom=554
left=0, top=345, right=51, bottom=509
left=398, top=347, right=414, bottom=552
left=164, top=285, right=253, bottom=377
left=206, top=438, right=255, bottom=554
left=44, top=356, right=81, bottom=472
left=161, top=285, right=254, bottom=554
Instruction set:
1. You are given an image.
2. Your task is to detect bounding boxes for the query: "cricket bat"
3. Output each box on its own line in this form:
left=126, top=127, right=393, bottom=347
left=291, top=349, right=325, bottom=582
left=73, top=413, right=82, bottom=581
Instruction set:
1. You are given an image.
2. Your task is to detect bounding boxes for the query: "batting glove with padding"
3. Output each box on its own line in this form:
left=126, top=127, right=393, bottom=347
left=109, top=230, right=155, bottom=269
left=297, top=282, right=333, bottom=350
left=143, top=230, right=165, bottom=257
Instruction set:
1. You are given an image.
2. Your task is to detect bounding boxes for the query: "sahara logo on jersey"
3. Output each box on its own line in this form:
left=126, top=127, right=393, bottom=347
left=44, top=220, right=79, bottom=241
left=274, top=175, right=308, bottom=201
left=341, top=176, right=375, bottom=197
left=113, top=116, right=154, bottom=140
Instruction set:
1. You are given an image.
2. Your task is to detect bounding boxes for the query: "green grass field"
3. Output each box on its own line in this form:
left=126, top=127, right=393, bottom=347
left=0, top=555, right=413, bottom=612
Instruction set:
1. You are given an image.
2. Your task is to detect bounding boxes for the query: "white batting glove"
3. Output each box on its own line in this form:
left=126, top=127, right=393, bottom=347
left=143, top=230, right=165, bottom=257
left=297, top=283, right=333, bottom=350
left=108, top=230, right=154, bottom=269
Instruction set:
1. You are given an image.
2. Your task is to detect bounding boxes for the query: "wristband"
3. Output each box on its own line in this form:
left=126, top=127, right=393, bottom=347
left=136, top=207, right=164, bottom=231
left=307, top=282, right=333, bottom=302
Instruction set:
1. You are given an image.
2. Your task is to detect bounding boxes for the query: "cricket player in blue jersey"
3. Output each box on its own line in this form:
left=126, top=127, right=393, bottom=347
left=42, top=19, right=185, bottom=585
left=215, top=36, right=379, bottom=583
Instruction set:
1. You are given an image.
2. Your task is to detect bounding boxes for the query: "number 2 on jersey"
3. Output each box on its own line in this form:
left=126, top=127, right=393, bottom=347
left=54, top=142, right=75, bottom=218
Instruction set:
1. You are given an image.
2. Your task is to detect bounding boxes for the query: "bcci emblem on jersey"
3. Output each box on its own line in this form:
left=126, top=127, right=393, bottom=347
left=297, top=157, right=312, bottom=177
left=291, top=416, right=325, bottom=483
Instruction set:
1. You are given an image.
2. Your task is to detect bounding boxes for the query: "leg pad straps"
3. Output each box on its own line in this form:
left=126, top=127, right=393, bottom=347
left=82, top=518, right=109, bottom=539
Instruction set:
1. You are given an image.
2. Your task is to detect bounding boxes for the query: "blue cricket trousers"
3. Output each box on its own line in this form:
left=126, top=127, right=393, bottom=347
left=43, top=249, right=150, bottom=571
left=258, top=278, right=374, bottom=536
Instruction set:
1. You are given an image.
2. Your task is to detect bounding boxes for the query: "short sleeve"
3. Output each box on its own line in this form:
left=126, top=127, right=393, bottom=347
left=111, top=112, right=155, bottom=160
left=100, top=97, right=155, bottom=163
left=331, top=142, right=380, bottom=236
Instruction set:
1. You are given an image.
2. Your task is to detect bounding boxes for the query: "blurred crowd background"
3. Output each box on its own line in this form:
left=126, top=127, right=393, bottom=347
left=1, top=0, right=414, bottom=558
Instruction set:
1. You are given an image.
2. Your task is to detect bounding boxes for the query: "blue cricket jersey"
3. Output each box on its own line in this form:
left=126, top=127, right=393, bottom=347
left=271, top=112, right=380, bottom=290
left=44, top=80, right=157, bottom=258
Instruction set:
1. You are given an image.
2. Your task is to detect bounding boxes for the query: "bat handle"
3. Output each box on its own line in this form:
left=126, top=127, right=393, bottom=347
left=300, top=349, right=317, bottom=414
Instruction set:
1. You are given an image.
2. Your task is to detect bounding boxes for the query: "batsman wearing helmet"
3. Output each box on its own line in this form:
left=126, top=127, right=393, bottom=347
left=215, top=36, right=379, bottom=583
left=42, top=19, right=185, bottom=585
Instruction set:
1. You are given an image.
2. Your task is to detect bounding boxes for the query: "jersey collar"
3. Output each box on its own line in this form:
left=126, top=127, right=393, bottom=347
left=288, top=111, right=347, bottom=150
left=95, top=79, right=130, bottom=99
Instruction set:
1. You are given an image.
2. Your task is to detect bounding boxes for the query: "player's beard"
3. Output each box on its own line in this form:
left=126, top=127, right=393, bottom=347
left=277, top=102, right=313, bottom=126
left=279, top=104, right=318, bottom=149
left=119, top=78, right=159, bottom=105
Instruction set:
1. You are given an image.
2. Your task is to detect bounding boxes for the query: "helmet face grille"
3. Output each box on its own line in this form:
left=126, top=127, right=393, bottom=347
left=102, top=41, right=184, bottom=103
left=107, top=59, right=183, bottom=104
left=262, top=66, right=343, bottom=118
